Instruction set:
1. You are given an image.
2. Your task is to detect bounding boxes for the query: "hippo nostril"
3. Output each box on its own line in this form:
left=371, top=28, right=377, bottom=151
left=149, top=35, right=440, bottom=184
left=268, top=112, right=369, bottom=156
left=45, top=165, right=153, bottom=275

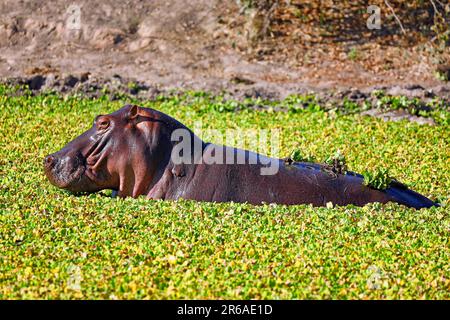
left=44, top=155, right=56, bottom=167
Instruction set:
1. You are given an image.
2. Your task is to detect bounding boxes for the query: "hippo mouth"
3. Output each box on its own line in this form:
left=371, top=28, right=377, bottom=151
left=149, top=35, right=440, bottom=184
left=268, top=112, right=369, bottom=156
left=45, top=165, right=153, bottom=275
left=44, top=131, right=112, bottom=193
left=44, top=153, right=91, bottom=192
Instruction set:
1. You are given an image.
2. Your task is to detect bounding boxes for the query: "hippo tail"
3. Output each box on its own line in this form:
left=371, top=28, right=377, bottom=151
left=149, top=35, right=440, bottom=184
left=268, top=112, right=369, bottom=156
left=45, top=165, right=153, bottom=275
left=384, top=180, right=439, bottom=209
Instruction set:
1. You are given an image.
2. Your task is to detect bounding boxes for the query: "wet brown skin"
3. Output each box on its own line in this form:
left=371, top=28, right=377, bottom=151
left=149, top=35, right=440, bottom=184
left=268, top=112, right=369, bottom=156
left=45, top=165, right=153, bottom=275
left=44, top=105, right=438, bottom=208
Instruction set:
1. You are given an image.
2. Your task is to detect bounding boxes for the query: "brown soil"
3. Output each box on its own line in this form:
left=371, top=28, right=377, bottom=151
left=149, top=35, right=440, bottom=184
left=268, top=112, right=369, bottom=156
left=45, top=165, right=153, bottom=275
left=0, top=0, right=449, bottom=99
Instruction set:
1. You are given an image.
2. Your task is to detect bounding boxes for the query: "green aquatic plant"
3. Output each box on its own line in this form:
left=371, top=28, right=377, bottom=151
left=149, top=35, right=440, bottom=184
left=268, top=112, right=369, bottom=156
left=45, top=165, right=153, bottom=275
left=363, top=168, right=392, bottom=190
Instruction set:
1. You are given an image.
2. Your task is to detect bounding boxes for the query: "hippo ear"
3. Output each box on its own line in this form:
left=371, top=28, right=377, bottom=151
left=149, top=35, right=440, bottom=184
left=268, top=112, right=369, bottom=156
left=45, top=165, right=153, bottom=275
left=127, top=105, right=139, bottom=120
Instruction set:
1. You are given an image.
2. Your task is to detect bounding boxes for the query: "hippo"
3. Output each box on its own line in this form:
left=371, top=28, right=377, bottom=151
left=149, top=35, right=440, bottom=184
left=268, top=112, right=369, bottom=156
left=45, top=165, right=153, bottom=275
left=44, top=105, right=438, bottom=209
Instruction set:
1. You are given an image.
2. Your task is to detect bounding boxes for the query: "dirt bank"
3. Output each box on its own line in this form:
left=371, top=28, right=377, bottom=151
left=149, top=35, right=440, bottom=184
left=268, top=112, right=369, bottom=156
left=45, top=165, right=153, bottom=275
left=1, top=0, right=449, bottom=100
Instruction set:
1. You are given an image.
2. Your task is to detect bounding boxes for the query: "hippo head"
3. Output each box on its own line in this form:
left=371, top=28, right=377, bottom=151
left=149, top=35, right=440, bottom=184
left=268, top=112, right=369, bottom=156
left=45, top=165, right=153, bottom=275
left=44, top=105, right=174, bottom=196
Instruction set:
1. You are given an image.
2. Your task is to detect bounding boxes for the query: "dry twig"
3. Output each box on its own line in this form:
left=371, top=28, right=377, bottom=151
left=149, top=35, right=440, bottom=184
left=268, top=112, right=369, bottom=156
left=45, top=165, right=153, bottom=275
left=384, top=0, right=407, bottom=35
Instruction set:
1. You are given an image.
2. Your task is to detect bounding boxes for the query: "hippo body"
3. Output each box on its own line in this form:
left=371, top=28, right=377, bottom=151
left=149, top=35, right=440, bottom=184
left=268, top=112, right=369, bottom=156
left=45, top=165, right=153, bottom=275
left=44, top=105, right=438, bottom=209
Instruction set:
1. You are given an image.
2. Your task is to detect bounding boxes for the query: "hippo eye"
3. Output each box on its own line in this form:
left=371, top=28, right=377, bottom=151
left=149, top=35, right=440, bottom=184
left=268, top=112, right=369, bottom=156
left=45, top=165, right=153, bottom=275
left=97, top=118, right=110, bottom=130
